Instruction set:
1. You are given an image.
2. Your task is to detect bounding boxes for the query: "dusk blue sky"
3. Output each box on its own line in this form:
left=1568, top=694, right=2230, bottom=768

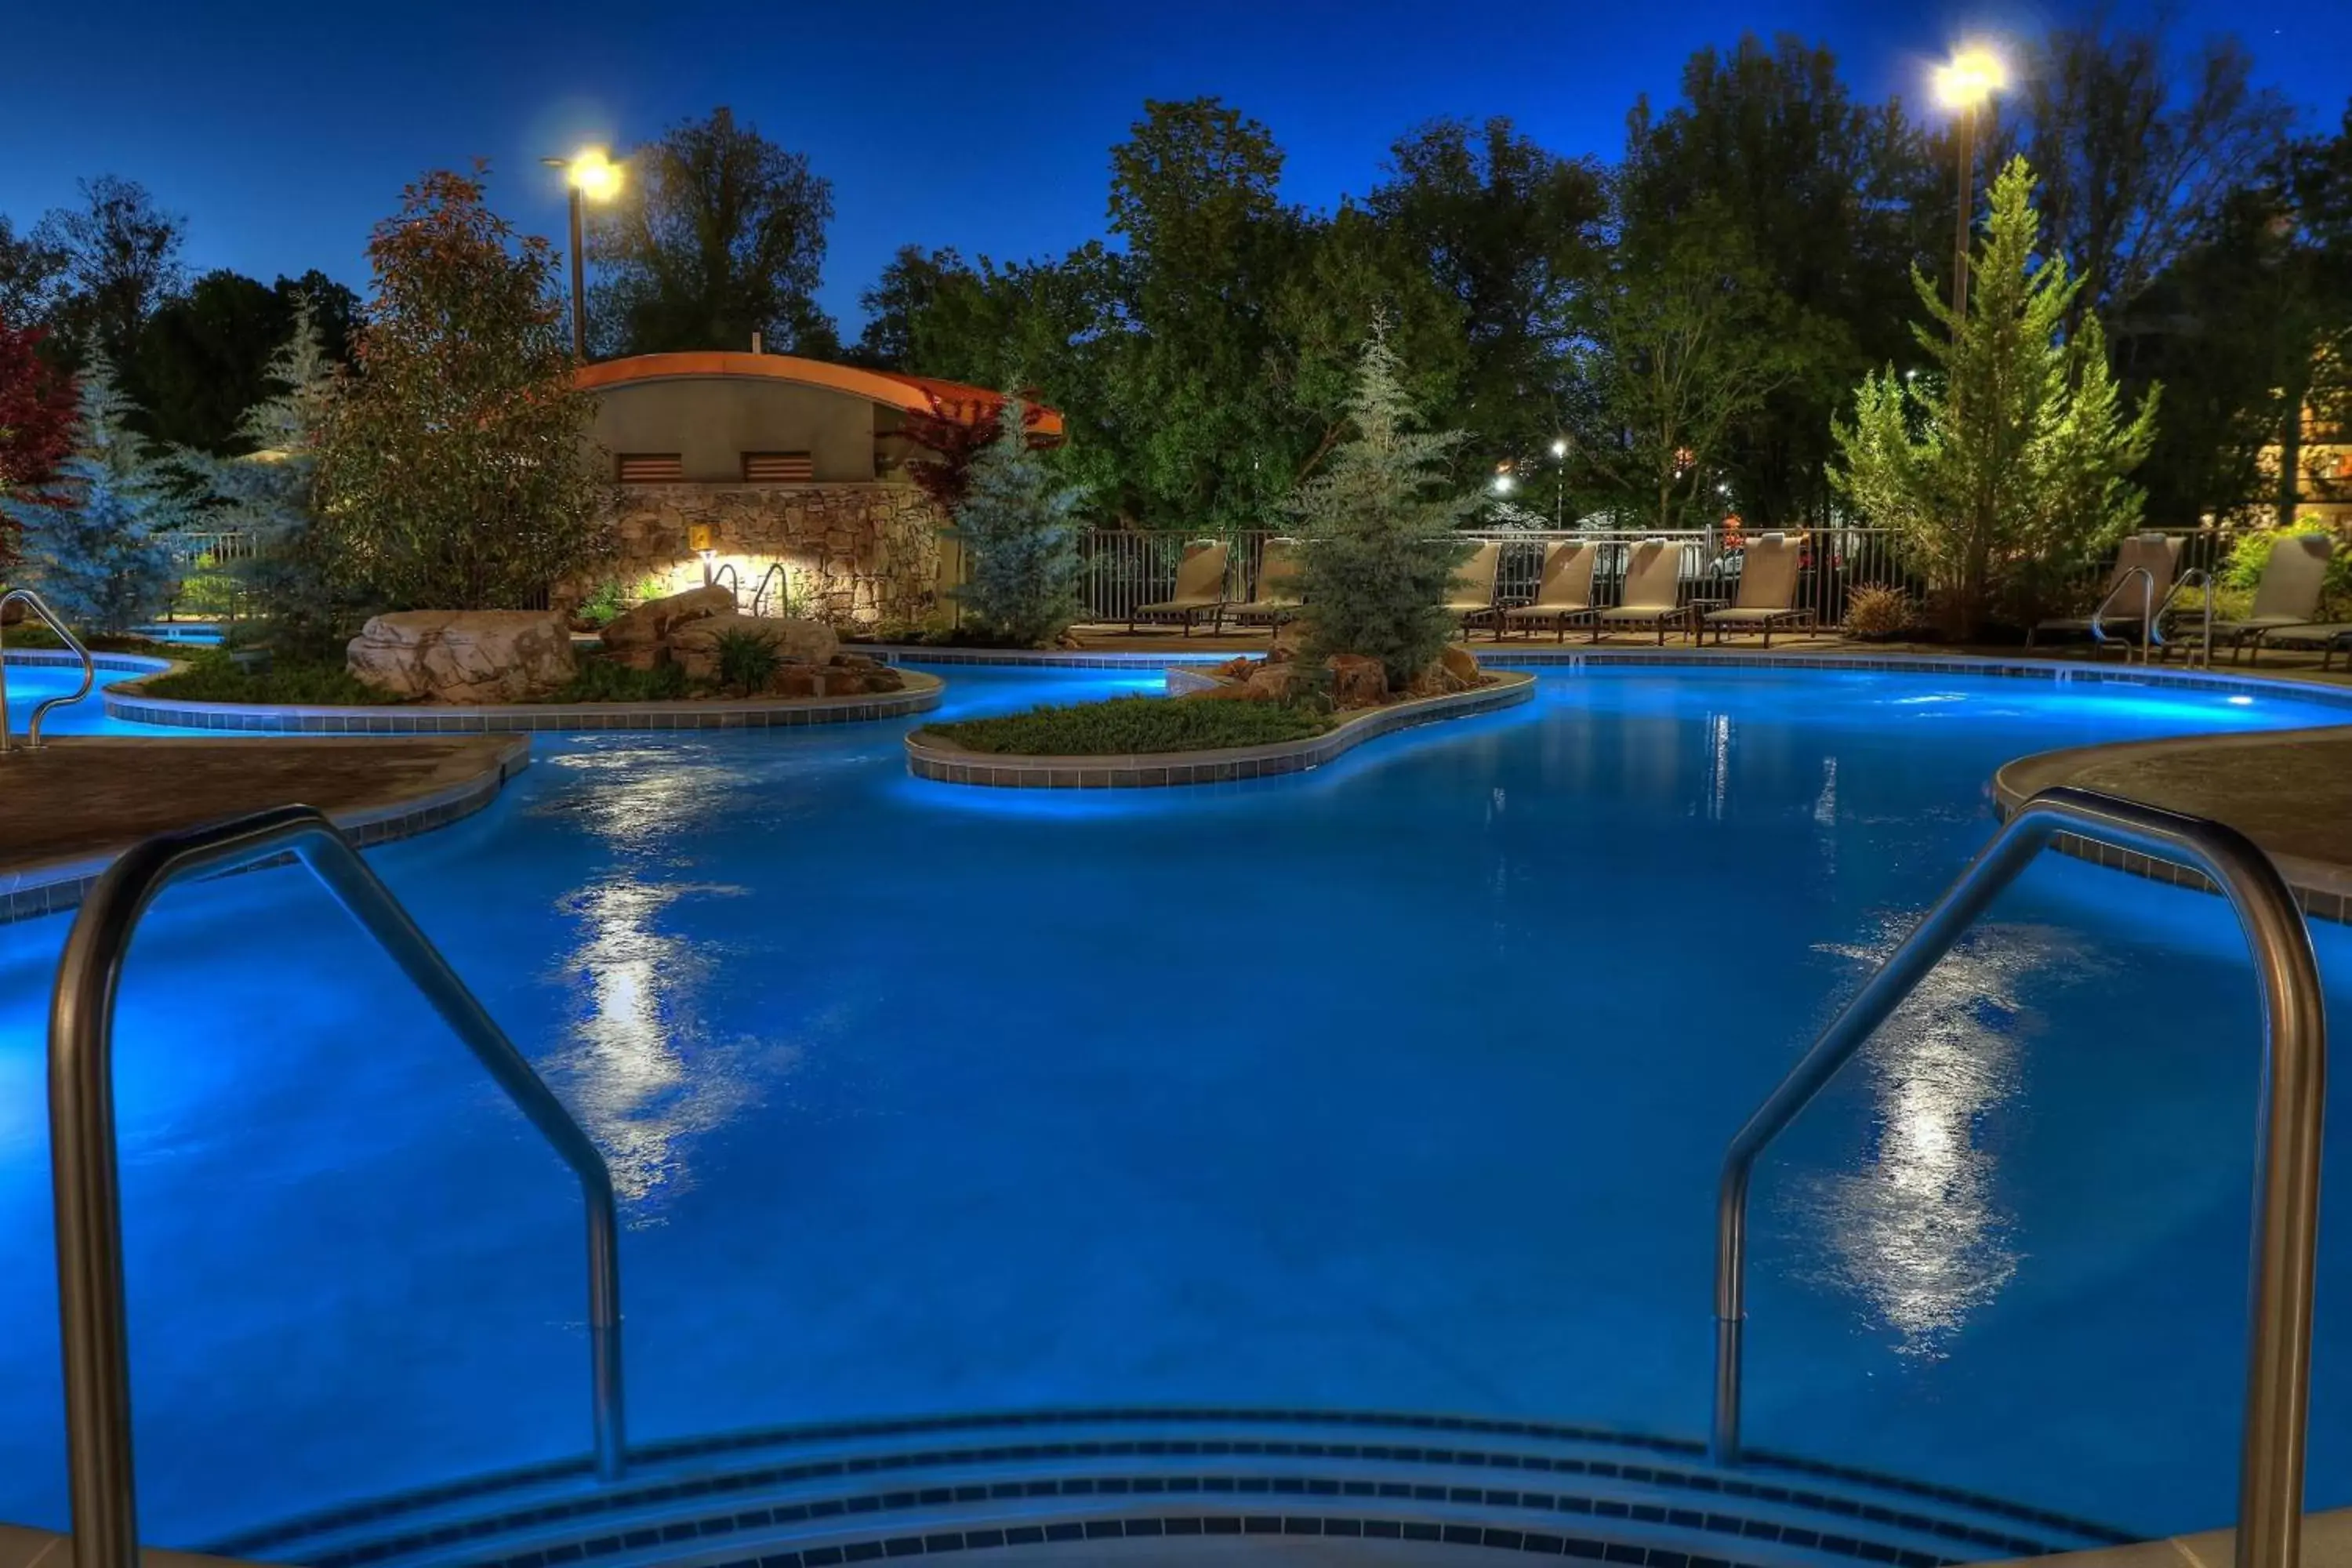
left=4, top=0, right=2346, bottom=337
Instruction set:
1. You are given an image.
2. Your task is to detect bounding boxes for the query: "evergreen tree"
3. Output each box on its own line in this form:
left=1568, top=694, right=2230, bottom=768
left=1287, top=324, right=1475, bottom=688
left=1, top=355, right=191, bottom=633
left=946, top=395, right=1086, bottom=645
left=1833, top=158, right=2158, bottom=638
left=183, top=296, right=350, bottom=652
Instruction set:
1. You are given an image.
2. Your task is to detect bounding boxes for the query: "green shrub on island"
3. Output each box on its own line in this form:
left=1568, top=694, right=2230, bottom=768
left=711, top=627, right=782, bottom=697
left=140, top=649, right=401, bottom=706
left=545, top=656, right=691, bottom=703
left=923, top=695, right=1327, bottom=756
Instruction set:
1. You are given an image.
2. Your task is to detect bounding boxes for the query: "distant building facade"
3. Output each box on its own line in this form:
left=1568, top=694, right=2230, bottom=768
left=568, top=352, right=1064, bottom=626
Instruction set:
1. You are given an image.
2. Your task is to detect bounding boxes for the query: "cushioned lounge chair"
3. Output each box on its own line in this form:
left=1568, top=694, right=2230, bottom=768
left=1703, top=533, right=1814, bottom=648
left=1501, top=540, right=1599, bottom=641
left=2201, top=533, right=2335, bottom=665
left=1218, top=539, right=1304, bottom=632
left=2252, top=621, right=2352, bottom=670
left=2027, top=533, right=2180, bottom=652
left=1129, top=540, right=1230, bottom=637
left=1446, top=541, right=1504, bottom=638
left=1592, top=539, right=1687, bottom=644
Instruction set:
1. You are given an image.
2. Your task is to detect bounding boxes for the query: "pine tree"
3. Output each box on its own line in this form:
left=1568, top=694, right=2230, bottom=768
left=946, top=394, right=1087, bottom=645
left=1833, top=158, right=2159, bottom=637
left=1286, top=322, right=1475, bottom=688
left=183, top=296, right=349, bottom=653
left=1, top=354, right=191, bottom=633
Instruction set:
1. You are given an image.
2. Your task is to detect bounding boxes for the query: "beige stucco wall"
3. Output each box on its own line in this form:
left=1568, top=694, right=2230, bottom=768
left=589, top=379, right=884, bottom=483
left=566, top=483, right=949, bottom=628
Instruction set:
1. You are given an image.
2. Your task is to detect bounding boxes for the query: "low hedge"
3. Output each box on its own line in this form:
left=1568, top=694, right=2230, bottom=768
left=920, top=695, right=1327, bottom=755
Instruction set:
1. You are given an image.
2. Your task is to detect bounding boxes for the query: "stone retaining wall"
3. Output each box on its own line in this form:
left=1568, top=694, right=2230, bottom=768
left=570, top=483, right=946, bottom=628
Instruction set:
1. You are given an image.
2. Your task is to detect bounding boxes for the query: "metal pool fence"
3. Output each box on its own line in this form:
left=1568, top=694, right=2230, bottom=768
left=1064, top=525, right=2225, bottom=631
left=162, top=530, right=257, bottom=622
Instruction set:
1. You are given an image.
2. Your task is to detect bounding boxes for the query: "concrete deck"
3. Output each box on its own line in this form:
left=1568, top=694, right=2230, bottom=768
left=0, top=735, right=528, bottom=922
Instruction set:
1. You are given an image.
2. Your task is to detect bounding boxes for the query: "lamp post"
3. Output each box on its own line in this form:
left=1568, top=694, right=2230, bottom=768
left=1550, top=437, right=1569, bottom=529
left=541, top=147, right=623, bottom=361
left=1933, top=46, right=2005, bottom=328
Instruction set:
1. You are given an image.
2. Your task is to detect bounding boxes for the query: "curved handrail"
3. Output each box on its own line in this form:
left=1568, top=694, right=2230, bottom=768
left=708, top=561, right=742, bottom=608
left=0, top=586, right=98, bottom=750
left=49, top=806, right=628, bottom=1568
left=1710, top=786, right=2325, bottom=1568
left=2089, top=565, right=2157, bottom=663
left=746, top=562, right=791, bottom=619
left=2150, top=567, right=2216, bottom=668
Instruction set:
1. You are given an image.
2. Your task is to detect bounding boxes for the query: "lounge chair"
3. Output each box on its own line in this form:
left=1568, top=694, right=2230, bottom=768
left=1501, top=540, right=1600, bottom=641
left=1218, top=538, right=1304, bottom=632
left=1446, top=540, right=1504, bottom=638
left=1703, top=532, right=1814, bottom=648
left=1592, top=539, right=1688, bottom=644
left=1129, top=539, right=1230, bottom=637
left=2027, top=533, right=2180, bottom=652
left=2199, top=533, right=2335, bottom=665
left=2250, top=621, right=2352, bottom=670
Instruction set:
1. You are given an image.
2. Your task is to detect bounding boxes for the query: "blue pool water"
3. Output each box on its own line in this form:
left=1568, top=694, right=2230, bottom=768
left=1, top=662, right=2348, bottom=1545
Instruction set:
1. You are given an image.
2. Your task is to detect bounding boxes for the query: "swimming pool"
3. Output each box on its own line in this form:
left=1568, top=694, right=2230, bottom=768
left=0, top=661, right=2346, bottom=1549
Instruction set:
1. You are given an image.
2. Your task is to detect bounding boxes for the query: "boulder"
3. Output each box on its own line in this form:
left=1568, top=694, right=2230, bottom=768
left=1185, top=680, right=1262, bottom=702
left=601, top=584, right=735, bottom=651
left=1325, top=653, right=1388, bottom=709
left=1243, top=662, right=1301, bottom=702
left=606, top=644, right=670, bottom=673
left=865, top=666, right=906, bottom=693
left=668, top=613, right=838, bottom=681
left=1439, top=644, right=1481, bottom=684
left=772, top=666, right=822, bottom=699
left=347, top=611, right=577, bottom=703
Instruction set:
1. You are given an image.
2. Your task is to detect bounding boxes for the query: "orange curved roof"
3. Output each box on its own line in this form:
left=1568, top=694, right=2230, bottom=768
left=574, top=352, right=1064, bottom=437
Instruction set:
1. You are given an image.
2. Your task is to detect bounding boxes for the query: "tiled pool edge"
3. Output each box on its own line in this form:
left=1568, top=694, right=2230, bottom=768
left=103, top=670, right=943, bottom=732
left=0, top=737, right=530, bottom=926
left=905, top=673, right=1536, bottom=788
left=1992, top=737, right=2352, bottom=927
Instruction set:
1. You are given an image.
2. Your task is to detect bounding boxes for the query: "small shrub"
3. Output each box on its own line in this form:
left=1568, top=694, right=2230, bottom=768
left=575, top=580, right=627, bottom=627
left=1842, top=584, right=1916, bottom=641
left=924, top=695, right=1328, bottom=756
left=712, top=627, right=782, bottom=696
left=140, top=648, right=402, bottom=705
left=546, top=656, right=691, bottom=703
left=2220, top=520, right=2352, bottom=616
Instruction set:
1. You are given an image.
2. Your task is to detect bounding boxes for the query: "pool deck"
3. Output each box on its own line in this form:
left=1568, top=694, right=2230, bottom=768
left=0, top=735, right=527, bottom=924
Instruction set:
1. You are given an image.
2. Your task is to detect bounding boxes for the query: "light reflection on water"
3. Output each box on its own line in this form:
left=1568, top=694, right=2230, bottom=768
left=530, top=747, right=795, bottom=1218
left=1793, top=920, right=2094, bottom=1356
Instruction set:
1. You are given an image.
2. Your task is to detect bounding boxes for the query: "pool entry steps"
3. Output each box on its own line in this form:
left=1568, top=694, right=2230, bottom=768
left=202, top=1410, right=2136, bottom=1568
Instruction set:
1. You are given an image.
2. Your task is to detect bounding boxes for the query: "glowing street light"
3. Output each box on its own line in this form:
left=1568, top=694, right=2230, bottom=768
left=542, top=147, right=626, bottom=361
left=1491, top=471, right=1515, bottom=496
left=1932, top=45, right=2005, bottom=327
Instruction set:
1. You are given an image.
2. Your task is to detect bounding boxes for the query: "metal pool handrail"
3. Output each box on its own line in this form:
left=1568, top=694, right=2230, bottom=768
left=1710, top=786, right=2325, bottom=1568
left=49, top=805, right=627, bottom=1568
left=2089, top=565, right=2158, bottom=663
left=747, top=561, right=791, bottom=618
left=2150, top=568, right=2217, bottom=668
left=0, top=586, right=98, bottom=750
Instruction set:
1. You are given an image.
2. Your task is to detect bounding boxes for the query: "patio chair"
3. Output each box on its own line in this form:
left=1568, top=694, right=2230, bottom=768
left=1218, top=539, right=1305, bottom=632
left=2027, top=533, right=2181, bottom=652
left=2249, top=621, right=2352, bottom=670
left=1500, top=540, right=1601, bottom=642
left=2201, top=532, right=2335, bottom=665
left=1703, top=533, right=1815, bottom=648
left=1592, top=539, right=1688, bottom=644
left=1445, top=541, right=1504, bottom=638
left=1129, top=539, right=1231, bottom=637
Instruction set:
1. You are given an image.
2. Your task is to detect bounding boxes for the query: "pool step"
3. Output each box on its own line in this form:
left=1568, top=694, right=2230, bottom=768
left=202, top=1411, right=2134, bottom=1568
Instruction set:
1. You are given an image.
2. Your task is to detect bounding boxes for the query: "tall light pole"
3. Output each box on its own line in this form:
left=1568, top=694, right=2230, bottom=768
left=1933, top=46, right=2005, bottom=330
left=1550, top=437, right=1568, bottom=528
left=541, top=148, right=622, bottom=361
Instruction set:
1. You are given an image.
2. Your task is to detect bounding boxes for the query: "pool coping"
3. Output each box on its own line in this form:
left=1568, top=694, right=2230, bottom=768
left=0, top=735, right=531, bottom=926
left=1992, top=728, right=2352, bottom=927
left=100, top=668, right=944, bottom=732
left=903, top=673, right=1537, bottom=788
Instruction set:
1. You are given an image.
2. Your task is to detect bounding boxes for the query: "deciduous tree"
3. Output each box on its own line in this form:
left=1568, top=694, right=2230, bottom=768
left=318, top=168, right=612, bottom=611
left=32, top=176, right=187, bottom=370
left=590, top=107, right=837, bottom=357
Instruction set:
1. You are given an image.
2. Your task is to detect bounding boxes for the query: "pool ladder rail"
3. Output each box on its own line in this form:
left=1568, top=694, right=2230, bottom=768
left=45, top=805, right=630, bottom=1568
left=0, top=586, right=99, bottom=750
left=2090, top=565, right=2216, bottom=666
left=1712, top=786, right=2325, bottom=1568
